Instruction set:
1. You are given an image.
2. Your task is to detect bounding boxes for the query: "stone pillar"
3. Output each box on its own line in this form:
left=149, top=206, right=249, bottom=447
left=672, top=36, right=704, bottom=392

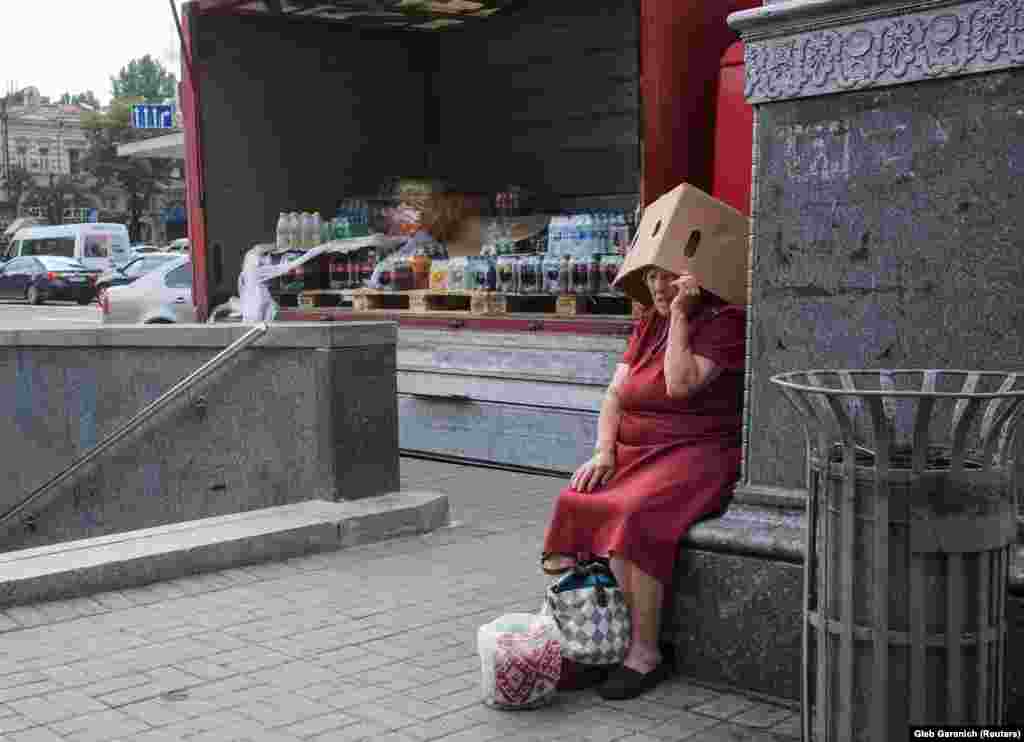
left=728, top=0, right=1024, bottom=720
left=728, top=0, right=1024, bottom=497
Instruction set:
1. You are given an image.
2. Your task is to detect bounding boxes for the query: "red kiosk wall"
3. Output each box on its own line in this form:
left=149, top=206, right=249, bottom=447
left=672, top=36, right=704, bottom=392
left=640, top=0, right=758, bottom=208
left=711, top=41, right=754, bottom=215
left=181, top=2, right=210, bottom=321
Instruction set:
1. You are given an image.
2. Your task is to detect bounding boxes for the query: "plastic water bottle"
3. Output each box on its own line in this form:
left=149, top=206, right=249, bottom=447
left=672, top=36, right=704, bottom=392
left=297, top=213, right=307, bottom=249
left=548, top=215, right=565, bottom=255
left=349, top=201, right=360, bottom=237
left=295, top=213, right=305, bottom=249
left=308, top=213, right=319, bottom=248
left=335, top=214, right=350, bottom=240
left=275, top=212, right=289, bottom=251
left=302, top=213, right=314, bottom=249
left=312, top=212, right=323, bottom=247
left=579, top=213, right=592, bottom=256
left=348, top=200, right=359, bottom=237
left=345, top=201, right=356, bottom=237
left=287, top=213, right=300, bottom=250
left=483, top=221, right=498, bottom=257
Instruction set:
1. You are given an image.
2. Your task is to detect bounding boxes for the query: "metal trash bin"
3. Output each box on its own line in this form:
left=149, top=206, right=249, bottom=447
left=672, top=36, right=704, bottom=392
left=771, top=370, right=1024, bottom=740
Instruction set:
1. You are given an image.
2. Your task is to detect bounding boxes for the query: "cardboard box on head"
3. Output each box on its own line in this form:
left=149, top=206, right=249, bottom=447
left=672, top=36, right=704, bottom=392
left=613, top=182, right=750, bottom=307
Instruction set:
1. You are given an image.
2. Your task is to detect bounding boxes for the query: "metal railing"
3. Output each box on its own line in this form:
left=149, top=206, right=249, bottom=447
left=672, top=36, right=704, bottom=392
left=0, top=322, right=269, bottom=533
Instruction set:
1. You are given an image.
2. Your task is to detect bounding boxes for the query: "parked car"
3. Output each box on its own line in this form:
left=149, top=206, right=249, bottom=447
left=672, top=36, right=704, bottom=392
left=100, top=255, right=196, bottom=324
left=167, top=238, right=190, bottom=253
left=95, top=253, right=180, bottom=301
left=0, top=256, right=101, bottom=305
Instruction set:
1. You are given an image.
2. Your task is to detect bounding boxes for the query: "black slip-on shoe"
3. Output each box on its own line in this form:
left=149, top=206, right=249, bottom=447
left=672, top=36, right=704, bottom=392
left=596, top=662, right=670, bottom=701
left=557, top=660, right=613, bottom=692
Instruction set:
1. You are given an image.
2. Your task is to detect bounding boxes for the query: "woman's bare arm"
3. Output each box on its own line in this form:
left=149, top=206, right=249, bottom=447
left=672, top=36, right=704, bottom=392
left=664, top=313, right=722, bottom=399
left=572, top=363, right=630, bottom=492
left=594, top=363, right=630, bottom=454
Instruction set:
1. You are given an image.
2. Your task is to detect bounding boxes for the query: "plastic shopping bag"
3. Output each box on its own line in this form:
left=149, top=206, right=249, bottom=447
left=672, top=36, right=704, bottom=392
left=477, top=613, right=562, bottom=709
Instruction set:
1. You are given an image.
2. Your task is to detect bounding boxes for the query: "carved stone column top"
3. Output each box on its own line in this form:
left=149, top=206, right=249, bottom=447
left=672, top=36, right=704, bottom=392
left=728, top=0, right=1024, bottom=102
left=728, top=0, right=964, bottom=41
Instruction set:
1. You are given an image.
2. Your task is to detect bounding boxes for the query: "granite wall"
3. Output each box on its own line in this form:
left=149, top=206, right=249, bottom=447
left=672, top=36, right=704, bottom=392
left=745, top=70, right=1024, bottom=490
left=0, top=323, right=399, bottom=551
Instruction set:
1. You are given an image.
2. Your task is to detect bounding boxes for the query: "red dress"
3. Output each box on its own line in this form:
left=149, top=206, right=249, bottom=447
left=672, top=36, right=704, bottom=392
left=542, top=292, right=746, bottom=586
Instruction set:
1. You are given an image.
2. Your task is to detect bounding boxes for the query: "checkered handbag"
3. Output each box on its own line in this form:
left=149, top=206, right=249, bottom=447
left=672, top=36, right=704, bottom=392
left=542, top=560, right=631, bottom=666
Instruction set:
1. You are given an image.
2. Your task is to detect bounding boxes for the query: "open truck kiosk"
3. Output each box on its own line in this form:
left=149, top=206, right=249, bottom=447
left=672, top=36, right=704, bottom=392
left=178, top=0, right=758, bottom=472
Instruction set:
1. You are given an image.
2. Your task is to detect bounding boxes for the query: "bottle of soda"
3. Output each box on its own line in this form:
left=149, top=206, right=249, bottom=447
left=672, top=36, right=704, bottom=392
left=329, top=254, right=348, bottom=289
left=588, top=253, right=601, bottom=295
left=559, top=254, right=571, bottom=294
left=497, top=256, right=517, bottom=294
left=377, top=258, right=394, bottom=291
left=543, top=255, right=561, bottom=295
left=485, top=257, right=497, bottom=291
left=361, top=248, right=375, bottom=286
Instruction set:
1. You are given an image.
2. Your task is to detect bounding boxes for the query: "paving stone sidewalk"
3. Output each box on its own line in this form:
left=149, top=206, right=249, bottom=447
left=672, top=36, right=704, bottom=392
left=0, top=458, right=800, bottom=742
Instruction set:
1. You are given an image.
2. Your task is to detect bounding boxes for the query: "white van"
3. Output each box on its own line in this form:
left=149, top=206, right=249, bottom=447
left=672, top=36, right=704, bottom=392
left=3, top=223, right=131, bottom=270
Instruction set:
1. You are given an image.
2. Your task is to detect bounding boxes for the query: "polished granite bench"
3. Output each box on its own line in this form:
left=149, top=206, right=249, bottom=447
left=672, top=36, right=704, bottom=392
left=664, top=497, right=1024, bottom=719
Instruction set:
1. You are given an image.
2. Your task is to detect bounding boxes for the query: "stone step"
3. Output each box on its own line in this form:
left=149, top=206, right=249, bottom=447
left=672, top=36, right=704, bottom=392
left=0, top=492, right=448, bottom=609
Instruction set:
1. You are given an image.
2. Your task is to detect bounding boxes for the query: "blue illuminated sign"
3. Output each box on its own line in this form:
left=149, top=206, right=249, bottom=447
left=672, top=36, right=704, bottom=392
left=131, top=104, right=175, bottom=130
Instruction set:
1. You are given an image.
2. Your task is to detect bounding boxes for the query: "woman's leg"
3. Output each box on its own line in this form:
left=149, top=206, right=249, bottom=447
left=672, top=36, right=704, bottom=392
left=622, top=559, right=663, bottom=673
left=597, top=557, right=669, bottom=699
left=609, top=553, right=629, bottom=593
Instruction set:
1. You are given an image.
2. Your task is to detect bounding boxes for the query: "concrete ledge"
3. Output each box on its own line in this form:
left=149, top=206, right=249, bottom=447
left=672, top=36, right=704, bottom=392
left=0, top=491, right=448, bottom=608
left=683, top=503, right=805, bottom=564
left=670, top=501, right=1024, bottom=705
left=0, top=321, right=397, bottom=349
left=670, top=504, right=805, bottom=701
left=685, top=502, right=1024, bottom=593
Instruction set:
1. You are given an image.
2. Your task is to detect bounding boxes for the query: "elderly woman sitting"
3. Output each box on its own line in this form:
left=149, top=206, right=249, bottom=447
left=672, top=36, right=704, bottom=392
left=541, top=265, right=746, bottom=700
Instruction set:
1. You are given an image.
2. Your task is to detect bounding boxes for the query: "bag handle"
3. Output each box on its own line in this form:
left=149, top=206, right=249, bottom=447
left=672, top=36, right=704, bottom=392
left=571, top=559, right=615, bottom=607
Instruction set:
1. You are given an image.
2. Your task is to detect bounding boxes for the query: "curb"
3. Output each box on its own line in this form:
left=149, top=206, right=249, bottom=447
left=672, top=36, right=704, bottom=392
left=0, top=491, right=449, bottom=608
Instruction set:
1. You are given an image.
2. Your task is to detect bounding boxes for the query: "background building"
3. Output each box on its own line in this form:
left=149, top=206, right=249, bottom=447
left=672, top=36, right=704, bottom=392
left=0, top=86, right=186, bottom=244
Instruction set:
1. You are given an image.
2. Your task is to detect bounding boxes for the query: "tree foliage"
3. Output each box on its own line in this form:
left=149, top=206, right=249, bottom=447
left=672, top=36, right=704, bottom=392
left=58, top=91, right=101, bottom=110
left=80, top=98, right=175, bottom=242
left=110, top=55, right=177, bottom=103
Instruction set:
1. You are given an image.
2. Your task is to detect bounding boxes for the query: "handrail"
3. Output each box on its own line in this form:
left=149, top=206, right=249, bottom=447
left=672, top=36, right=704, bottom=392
left=0, top=322, right=269, bottom=532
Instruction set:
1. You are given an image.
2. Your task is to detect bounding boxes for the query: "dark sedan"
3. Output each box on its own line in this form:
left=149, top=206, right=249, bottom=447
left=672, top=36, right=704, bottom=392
left=95, top=253, right=179, bottom=300
left=0, top=256, right=101, bottom=305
